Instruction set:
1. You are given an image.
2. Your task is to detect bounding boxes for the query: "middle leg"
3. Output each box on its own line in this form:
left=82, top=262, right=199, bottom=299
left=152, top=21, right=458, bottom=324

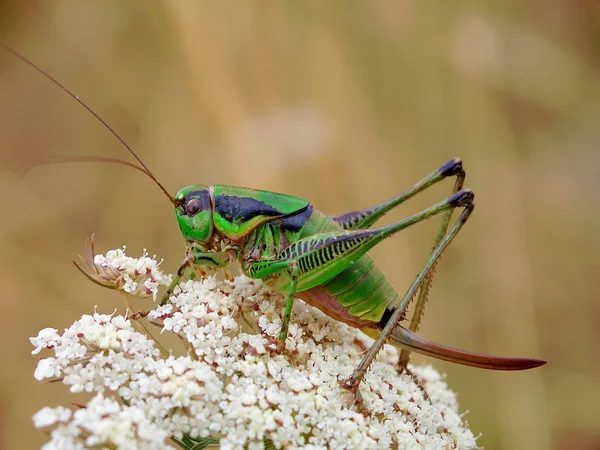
left=340, top=196, right=475, bottom=397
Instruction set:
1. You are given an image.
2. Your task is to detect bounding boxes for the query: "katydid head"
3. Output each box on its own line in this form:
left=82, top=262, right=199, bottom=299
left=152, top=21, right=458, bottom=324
left=174, top=186, right=214, bottom=243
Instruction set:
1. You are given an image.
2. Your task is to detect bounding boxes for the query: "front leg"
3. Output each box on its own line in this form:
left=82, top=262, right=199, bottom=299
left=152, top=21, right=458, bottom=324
left=159, top=244, right=234, bottom=306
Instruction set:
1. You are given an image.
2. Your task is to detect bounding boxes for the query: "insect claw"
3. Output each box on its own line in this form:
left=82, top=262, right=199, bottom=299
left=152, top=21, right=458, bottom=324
left=223, top=270, right=234, bottom=282
left=396, top=363, right=411, bottom=376
left=338, top=376, right=369, bottom=415
left=338, top=375, right=357, bottom=392
left=267, top=337, right=285, bottom=355
left=438, top=157, right=464, bottom=178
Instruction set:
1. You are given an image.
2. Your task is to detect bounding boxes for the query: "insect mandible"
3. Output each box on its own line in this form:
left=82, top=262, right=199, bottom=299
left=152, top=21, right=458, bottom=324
left=3, top=43, right=546, bottom=406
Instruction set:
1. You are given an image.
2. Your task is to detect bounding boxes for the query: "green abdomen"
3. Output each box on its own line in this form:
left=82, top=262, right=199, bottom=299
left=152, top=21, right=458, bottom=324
left=294, top=210, right=399, bottom=327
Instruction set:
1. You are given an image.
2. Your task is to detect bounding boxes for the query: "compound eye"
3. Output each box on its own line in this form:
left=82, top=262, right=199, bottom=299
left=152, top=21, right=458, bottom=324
left=185, top=198, right=203, bottom=216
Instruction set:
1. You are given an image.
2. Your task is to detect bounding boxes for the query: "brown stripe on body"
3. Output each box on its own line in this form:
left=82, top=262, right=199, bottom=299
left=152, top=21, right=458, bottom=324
left=297, top=285, right=377, bottom=329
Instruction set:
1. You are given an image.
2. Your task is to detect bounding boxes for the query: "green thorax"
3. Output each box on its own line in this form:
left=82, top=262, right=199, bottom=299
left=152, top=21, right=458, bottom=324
left=212, top=185, right=310, bottom=241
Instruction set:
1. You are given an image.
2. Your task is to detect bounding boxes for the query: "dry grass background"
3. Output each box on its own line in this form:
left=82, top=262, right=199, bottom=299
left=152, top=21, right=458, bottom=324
left=1, top=1, right=599, bottom=449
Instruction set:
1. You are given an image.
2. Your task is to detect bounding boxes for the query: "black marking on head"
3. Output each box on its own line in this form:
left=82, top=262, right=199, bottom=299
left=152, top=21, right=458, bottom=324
left=215, top=195, right=282, bottom=223
left=215, top=195, right=312, bottom=229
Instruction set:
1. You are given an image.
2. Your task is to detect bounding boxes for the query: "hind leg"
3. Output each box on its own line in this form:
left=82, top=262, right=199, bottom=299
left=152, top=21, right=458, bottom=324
left=330, top=158, right=467, bottom=370
left=243, top=190, right=474, bottom=349
left=339, top=196, right=545, bottom=404
left=398, top=167, right=465, bottom=370
left=339, top=196, right=474, bottom=401
left=331, top=157, right=465, bottom=230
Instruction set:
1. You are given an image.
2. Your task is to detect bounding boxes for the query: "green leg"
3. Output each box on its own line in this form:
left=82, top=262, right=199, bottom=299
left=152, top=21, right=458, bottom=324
left=159, top=246, right=232, bottom=306
left=331, top=158, right=465, bottom=230
left=242, top=189, right=474, bottom=345
left=160, top=255, right=194, bottom=306
left=279, top=261, right=299, bottom=343
left=398, top=169, right=465, bottom=370
left=339, top=201, right=474, bottom=398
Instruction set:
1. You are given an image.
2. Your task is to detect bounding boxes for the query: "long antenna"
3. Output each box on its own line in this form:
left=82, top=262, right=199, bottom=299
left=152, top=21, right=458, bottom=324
left=1, top=42, right=176, bottom=205
left=19, top=155, right=152, bottom=178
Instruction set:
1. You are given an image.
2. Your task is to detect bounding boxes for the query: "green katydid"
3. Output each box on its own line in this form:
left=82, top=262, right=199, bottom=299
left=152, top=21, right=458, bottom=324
left=4, top=43, right=545, bottom=406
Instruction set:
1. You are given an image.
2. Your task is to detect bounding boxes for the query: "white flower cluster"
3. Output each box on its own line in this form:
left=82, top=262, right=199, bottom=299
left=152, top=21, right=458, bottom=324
left=75, top=242, right=172, bottom=301
left=33, top=394, right=168, bottom=450
left=31, top=313, right=160, bottom=390
left=32, top=248, right=478, bottom=449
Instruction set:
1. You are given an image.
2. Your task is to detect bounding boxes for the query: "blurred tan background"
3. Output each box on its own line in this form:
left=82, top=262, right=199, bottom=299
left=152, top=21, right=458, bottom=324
left=1, top=1, right=599, bottom=449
